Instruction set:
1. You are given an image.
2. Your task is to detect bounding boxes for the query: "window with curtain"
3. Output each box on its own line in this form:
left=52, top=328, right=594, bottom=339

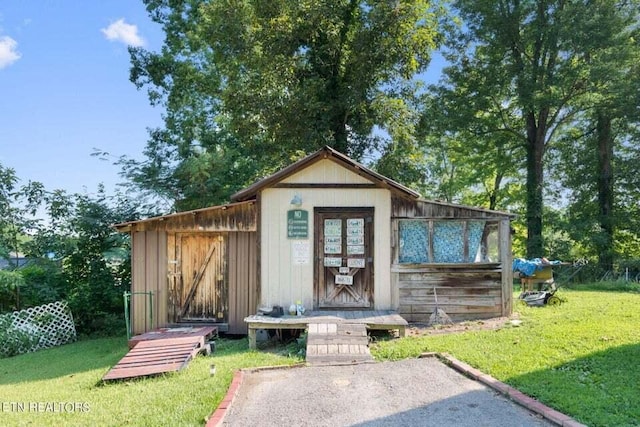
left=433, top=221, right=465, bottom=262
left=398, top=219, right=495, bottom=264
left=398, top=220, right=429, bottom=263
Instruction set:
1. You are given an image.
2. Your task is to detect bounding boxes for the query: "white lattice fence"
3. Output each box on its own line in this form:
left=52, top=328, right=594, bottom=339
left=0, top=301, right=77, bottom=357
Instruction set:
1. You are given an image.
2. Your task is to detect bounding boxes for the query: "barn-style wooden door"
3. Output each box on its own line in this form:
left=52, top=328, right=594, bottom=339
left=168, top=233, right=227, bottom=322
left=315, top=208, right=374, bottom=309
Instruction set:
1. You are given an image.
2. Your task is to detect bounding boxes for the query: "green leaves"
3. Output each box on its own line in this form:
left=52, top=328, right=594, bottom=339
left=128, top=1, right=443, bottom=210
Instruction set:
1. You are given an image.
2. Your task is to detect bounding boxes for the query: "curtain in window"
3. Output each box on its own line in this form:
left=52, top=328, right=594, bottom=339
left=467, top=221, right=486, bottom=262
left=433, top=221, right=464, bottom=262
left=399, top=220, right=428, bottom=263
left=433, top=221, right=487, bottom=263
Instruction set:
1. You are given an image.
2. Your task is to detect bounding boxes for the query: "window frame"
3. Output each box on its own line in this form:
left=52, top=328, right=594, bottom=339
left=396, top=218, right=501, bottom=265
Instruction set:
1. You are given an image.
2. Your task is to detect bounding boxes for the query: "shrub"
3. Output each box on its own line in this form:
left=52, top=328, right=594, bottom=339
left=0, top=314, right=43, bottom=358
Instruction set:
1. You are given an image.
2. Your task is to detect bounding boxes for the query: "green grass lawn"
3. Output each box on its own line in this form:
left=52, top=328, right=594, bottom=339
left=372, top=285, right=640, bottom=426
left=0, top=336, right=302, bottom=426
left=1, top=285, right=639, bottom=426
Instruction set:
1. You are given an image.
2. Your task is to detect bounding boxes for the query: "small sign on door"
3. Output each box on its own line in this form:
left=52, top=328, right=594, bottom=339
left=335, top=275, right=354, bottom=285
left=324, top=244, right=342, bottom=254
left=347, top=245, right=365, bottom=255
left=347, top=258, right=365, bottom=268
left=324, top=257, right=342, bottom=267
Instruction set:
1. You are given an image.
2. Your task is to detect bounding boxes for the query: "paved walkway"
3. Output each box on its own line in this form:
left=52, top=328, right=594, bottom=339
left=207, top=356, right=586, bottom=426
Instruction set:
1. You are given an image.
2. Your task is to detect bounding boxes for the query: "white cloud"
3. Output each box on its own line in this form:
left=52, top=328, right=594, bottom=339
left=101, top=18, right=145, bottom=47
left=0, top=36, right=21, bottom=69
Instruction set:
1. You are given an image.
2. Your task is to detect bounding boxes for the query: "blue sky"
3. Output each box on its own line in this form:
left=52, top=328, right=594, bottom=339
left=0, top=1, right=163, bottom=196
left=0, top=2, right=446, bottom=199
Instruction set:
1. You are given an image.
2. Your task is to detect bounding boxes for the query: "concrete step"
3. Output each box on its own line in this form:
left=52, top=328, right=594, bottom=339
left=305, top=323, right=372, bottom=365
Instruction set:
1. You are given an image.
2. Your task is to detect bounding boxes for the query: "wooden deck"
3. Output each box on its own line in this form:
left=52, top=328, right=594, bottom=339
left=103, top=326, right=216, bottom=381
left=244, top=310, right=407, bottom=350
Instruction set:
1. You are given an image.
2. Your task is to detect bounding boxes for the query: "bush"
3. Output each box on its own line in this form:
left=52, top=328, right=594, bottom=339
left=17, top=262, right=66, bottom=309
left=0, top=314, right=43, bottom=358
left=85, top=312, right=126, bottom=337
left=0, top=270, right=24, bottom=313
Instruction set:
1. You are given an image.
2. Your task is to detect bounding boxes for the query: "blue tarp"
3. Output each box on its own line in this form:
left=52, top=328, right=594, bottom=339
left=512, top=258, right=562, bottom=277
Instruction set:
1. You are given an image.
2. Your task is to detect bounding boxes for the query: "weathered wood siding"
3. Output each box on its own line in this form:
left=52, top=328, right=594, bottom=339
left=131, top=230, right=167, bottom=335
left=392, top=197, right=508, bottom=219
left=395, top=264, right=503, bottom=322
left=165, top=231, right=257, bottom=334
left=128, top=202, right=258, bottom=335
left=167, top=233, right=227, bottom=322
left=260, top=159, right=393, bottom=311
left=125, top=201, right=256, bottom=233
left=391, top=198, right=514, bottom=321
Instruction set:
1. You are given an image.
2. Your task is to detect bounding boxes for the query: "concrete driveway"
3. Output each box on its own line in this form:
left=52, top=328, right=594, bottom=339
left=218, top=357, right=558, bottom=426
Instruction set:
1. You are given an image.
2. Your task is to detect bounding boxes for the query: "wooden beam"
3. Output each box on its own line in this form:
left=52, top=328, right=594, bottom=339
left=272, top=183, right=378, bottom=189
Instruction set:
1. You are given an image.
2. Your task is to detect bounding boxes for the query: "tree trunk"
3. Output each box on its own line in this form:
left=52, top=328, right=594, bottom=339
left=525, top=111, right=546, bottom=258
left=488, top=170, right=503, bottom=211
left=331, top=119, right=349, bottom=153
left=596, top=112, right=615, bottom=271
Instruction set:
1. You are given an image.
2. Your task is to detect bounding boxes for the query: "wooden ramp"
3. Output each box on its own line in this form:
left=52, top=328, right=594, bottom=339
left=306, top=323, right=372, bottom=365
left=127, top=325, right=217, bottom=349
left=103, top=326, right=216, bottom=381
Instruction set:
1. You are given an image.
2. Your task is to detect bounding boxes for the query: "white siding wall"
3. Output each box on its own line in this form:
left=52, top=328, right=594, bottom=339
left=260, top=160, right=392, bottom=311
left=281, top=159, right=372, bottom=185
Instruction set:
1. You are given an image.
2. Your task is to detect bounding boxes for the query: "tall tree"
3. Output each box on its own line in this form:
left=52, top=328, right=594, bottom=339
left=588, top=2, right=639, bottom=271
left=417, top=79, right=525, bottom=211
left=431, top=0, right=637, bottom=257
left=128, top=0, right=442, bottom=210
left=549, top=0, right=640, bottom=269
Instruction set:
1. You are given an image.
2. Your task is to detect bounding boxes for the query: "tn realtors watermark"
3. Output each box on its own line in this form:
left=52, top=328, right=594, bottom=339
left=2, top=401, right=90, bottom=413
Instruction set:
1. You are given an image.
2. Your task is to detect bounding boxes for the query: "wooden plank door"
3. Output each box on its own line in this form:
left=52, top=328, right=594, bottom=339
left=169, top=233, right=227, bottom=322
left=315, top=208, right=374, bottom=309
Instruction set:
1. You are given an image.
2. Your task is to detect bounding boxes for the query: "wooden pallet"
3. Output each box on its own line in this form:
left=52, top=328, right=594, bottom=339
left=103, top=326, right=216, bottom=381
left=127, top=325, right=217, bottom=349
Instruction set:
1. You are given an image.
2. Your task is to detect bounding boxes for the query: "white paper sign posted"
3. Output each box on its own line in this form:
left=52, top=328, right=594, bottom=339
left=292, top=241, right=310, bottom=265
left=335, top=275, right=354, bottom=285
left=347, top=245, right=365, bottom=255
left=347, top=258, right=365, bottom=268
left=324, top=257, right=342, bottom=267
left=324, top=244, right=342, bottom=254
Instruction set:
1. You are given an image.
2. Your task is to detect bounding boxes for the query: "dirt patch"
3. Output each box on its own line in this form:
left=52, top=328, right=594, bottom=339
left=405, top=314, right=519, bottom=337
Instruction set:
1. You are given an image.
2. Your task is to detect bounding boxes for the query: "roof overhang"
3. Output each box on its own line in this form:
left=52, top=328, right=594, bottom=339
left=113, top=200, right=256, bottom=232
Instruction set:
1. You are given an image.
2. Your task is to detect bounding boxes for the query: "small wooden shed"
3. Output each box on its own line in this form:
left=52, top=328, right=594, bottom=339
left=115, top=202, right=258, bottom=334
left=116, top=146, right=514, bottom=335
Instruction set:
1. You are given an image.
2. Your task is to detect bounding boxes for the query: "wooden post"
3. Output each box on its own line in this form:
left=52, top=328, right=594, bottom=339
left=500, top=218, right=513, bottom=316
left=248, top=327, right=257, bottom=349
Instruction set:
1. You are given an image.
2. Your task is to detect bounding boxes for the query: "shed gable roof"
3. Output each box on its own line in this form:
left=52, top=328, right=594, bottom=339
left=231, top=146, right=421, bottom=202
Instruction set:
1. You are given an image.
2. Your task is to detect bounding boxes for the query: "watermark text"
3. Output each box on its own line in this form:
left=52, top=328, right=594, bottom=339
left=2, top=402, right=90, bottom=413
